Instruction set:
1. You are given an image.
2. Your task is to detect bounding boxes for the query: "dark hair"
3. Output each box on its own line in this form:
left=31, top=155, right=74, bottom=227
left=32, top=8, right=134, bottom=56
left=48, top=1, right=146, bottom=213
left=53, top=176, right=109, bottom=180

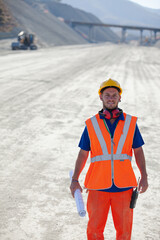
left=100, top=86, right=120, bottom=94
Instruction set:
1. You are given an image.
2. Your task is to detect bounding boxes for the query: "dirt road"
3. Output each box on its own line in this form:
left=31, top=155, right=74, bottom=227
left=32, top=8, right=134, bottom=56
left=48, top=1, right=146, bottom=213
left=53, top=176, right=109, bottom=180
left=0, top=42, right=160, bottom=240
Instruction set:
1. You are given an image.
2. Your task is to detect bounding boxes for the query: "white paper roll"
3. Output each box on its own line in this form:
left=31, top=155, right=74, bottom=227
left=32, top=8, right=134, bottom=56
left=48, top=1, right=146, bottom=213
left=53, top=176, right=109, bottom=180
left=69, top=170, right=86, bottom=217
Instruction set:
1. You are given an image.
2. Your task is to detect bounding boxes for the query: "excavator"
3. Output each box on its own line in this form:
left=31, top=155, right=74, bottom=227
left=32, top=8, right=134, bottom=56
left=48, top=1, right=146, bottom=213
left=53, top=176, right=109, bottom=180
left=11, top=31, right=38, bottom=50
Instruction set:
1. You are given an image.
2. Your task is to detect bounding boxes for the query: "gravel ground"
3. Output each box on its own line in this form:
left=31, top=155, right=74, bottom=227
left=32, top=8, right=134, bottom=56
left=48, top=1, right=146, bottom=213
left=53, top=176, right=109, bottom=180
left=0, top=41, right=160, bottom=240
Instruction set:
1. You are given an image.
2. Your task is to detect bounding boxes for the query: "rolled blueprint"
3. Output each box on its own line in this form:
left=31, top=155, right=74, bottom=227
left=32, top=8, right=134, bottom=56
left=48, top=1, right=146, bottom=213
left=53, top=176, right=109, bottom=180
left=69, top=170, right=86, bottom=217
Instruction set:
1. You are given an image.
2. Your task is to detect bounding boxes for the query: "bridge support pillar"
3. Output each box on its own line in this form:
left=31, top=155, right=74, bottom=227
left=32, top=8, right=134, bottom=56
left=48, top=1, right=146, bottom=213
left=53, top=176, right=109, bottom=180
left=140, top=29, right=143, bottom=45
left=89, top=25, right=94, bottom=42
left=153, top=30, right=157, bottom=43
left=150, top=30, right=153, bottom=43
left=121, top=28, right=126, bottom=42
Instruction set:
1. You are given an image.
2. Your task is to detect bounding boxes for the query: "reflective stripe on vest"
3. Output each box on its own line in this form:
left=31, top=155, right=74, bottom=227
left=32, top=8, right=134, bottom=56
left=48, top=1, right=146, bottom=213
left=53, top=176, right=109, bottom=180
left=90, top=114, right=132, bottom=163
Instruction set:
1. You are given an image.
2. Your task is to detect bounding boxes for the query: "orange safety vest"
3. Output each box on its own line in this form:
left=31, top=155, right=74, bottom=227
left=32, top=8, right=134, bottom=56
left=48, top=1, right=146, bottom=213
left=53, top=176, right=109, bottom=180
left=84, top=112, right=137, bottom=190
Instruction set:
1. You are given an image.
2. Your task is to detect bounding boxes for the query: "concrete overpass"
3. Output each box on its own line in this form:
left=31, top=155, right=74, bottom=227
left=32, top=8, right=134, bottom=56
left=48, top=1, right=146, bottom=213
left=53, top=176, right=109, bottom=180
left=64, top=20, right=160, bottom=44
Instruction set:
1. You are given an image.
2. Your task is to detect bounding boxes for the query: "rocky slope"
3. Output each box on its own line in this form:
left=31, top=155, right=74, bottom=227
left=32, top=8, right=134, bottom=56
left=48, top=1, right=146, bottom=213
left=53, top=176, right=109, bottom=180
left=0, top=0, right=119, bottom=47
left=0, top=0, right=17, bottom=32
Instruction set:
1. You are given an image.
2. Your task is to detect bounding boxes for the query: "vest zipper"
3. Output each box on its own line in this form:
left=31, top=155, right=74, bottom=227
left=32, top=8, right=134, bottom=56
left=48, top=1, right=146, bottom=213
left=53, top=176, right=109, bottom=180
left=103, top=119, right=115, bottom=181
left=111, top=138, right=114, bottom=181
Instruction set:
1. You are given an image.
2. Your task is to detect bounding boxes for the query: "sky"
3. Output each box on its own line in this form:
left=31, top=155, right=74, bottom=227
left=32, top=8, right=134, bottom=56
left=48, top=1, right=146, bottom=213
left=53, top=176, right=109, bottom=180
left=130, top=0, right=160, bottom=9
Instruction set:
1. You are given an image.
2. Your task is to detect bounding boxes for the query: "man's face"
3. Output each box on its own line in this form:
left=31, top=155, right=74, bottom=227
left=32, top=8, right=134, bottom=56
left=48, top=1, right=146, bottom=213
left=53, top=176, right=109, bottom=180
left=100, top=87, right=121, bottom=110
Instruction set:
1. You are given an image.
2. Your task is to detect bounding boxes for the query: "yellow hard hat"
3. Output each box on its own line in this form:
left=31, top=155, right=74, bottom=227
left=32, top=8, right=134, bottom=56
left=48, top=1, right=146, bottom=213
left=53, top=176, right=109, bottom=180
left=98, top=78, right=122, bottom=95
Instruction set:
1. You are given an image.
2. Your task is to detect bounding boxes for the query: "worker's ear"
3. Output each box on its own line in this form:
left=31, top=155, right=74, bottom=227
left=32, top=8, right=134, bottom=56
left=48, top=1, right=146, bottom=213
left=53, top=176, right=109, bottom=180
left=99, top=94, right=103, bottom=101
left=119, top=95, right=121, bottom=102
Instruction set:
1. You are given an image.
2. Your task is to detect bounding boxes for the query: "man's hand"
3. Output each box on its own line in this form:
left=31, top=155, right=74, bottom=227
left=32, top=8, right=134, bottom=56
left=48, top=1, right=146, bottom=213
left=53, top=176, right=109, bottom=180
left=138, top=175, right=148, bottom=193
left=70, top=149, right=89, bottom=197
left=70, top=180, right=82, bottom=198
left=134, top=147, right=148, bottom=193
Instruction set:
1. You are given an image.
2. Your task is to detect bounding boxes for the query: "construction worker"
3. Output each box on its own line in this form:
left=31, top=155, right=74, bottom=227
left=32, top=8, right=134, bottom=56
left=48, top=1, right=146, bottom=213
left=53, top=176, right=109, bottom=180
left=70, top=78, right=148, bottom=240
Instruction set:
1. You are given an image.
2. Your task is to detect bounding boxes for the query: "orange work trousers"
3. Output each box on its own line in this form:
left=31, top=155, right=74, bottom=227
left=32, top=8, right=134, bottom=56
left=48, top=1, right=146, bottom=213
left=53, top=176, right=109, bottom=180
left=87, top=189, right=133, bottom=240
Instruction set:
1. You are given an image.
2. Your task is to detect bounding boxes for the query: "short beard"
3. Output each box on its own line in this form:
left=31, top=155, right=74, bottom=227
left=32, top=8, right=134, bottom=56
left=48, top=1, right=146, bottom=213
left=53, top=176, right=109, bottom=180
left=103, top=104, right=118, bottom=110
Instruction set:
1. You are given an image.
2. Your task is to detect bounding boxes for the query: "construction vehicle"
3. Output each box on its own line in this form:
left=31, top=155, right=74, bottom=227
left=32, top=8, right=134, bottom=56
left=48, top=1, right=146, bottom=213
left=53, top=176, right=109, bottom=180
left=11, top=31, right=38, bottom=50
